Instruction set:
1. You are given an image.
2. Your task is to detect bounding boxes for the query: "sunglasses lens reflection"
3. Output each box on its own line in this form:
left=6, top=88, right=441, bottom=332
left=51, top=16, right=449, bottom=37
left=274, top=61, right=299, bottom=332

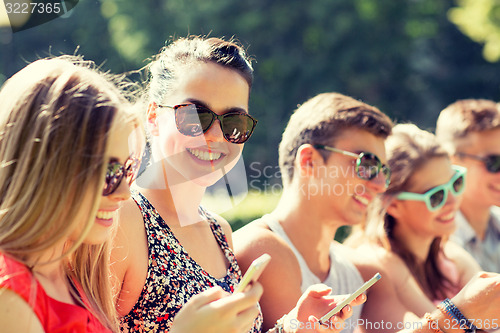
left=174, top=104, right=256, bottom=144
left=429, top=189, right=446, bottom=209
left=103, top=158, right=140, bottom=196
left=452, top=175, right=465, bottom=194
left=486, top=155, right=500, bottom=173
left=176, top=105, right=205, bottom=136
left=221, top=113, right=254, bottom=144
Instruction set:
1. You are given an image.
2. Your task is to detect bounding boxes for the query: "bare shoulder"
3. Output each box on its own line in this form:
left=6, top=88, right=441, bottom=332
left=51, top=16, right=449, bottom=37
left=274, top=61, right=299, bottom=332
left=206, top=211, right=234, bottom=248
left=112, top=195, right=149, bottom=316
left=443, top=240, right=481, bottom=285
left=233, top=220, right=298, bottom=273
left=346, top=244, right=399, bottom=277
left=233, top=219, right=302, bottom=330
left=347, top=243, right=417, bottom=297
left=112, top=197, right=146, bottom=271
left=0, top=288, right=45, bottom=333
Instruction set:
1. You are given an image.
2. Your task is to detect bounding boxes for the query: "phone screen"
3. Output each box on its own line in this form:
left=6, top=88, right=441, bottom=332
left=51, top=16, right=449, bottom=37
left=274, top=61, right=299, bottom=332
left=319, top=272, right=381, bottom=323
left=234, top=253, right=271, bottom=293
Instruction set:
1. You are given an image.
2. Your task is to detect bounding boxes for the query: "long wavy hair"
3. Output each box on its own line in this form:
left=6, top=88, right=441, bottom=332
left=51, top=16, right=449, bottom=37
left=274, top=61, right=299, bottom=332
left=347, top=123, right=456, bottom=301
left=0, top=56, right=137, bottom=331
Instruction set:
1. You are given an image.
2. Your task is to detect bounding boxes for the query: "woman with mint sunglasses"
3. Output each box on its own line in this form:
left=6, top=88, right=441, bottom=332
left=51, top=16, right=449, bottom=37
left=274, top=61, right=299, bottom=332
left=347, top=124, right=483, bottom=318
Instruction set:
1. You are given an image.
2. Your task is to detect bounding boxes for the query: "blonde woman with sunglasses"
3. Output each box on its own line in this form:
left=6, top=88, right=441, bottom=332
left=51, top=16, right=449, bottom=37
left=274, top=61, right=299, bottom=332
left=112, top=36, right=364, bottom=333
left=0, top=56, right=143, bottom=332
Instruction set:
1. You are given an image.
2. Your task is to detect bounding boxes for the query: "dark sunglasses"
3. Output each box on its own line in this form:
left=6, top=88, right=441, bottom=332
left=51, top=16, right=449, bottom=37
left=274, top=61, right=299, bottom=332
left=396, top=165, right=467, bottom=211
left=102, top=156, right=141, bottom=196
left=157, top=103, right=258, bottom=144
left=456, top=152, right=500, bottom=173
left=313, top=144, right=391, bottom=187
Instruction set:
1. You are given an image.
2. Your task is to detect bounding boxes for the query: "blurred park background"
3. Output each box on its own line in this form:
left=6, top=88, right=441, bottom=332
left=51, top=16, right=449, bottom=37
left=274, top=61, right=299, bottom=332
left=2, top=0, right=500, bottom=235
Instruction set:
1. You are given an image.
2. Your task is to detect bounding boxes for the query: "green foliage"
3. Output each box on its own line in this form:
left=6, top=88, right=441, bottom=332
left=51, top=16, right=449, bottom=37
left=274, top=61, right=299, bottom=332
left=202, top=190, right=281, bottom=231
left=449, top=0, right=500, bottom=62
left=203, top=190, right=351, bottom=243
left=3, top=0, right=500, bottom=200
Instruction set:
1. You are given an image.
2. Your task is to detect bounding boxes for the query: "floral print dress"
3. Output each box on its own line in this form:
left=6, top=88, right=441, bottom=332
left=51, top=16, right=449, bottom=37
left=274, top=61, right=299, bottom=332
left=119, top=191, right=263, bottom=332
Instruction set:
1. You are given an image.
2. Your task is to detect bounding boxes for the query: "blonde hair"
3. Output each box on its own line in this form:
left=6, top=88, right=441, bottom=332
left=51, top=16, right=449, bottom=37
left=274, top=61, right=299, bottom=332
left=0, top=56, right=137, bottom=331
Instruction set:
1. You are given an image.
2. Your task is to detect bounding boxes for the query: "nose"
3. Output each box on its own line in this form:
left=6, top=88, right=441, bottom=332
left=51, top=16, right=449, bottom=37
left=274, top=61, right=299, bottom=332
left=108, top=179, right=131, bottom=202
left=444, top=188, right=459, bottom=206
left=203, top=119, right=225, bottom=143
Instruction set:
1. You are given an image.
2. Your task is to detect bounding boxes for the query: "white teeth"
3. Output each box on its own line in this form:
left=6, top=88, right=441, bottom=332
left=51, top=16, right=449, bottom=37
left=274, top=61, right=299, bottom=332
left=354, top=194, right=369, bottom=205
left=187, top=148, right=222, bottom=161
left=96, top=211, right=114, bottom=220
left=441, top=212, right=455, bottom=221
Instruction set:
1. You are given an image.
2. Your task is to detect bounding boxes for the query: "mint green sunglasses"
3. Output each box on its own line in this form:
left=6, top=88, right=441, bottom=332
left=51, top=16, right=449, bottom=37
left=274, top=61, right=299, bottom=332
left=396, top=165, right=467, bottom=211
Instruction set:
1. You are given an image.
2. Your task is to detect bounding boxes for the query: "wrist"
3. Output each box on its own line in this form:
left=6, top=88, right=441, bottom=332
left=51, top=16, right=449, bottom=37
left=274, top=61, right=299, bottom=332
left=438, top=298, right=477, bottom=333
left=425, top=298, right=477, bottom=333
left=268, top=314, right=287, bottom=333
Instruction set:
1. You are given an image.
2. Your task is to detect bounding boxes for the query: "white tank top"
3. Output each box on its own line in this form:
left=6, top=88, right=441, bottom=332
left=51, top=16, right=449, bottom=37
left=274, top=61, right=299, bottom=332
left=262, top=214, right=363, bottom=333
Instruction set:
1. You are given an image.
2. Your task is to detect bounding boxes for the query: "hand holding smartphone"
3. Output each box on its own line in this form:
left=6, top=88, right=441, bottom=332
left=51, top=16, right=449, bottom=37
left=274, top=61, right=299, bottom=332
left=319, top=272, right=382, bottom=324
left=234, top=253, right=271, bottom=293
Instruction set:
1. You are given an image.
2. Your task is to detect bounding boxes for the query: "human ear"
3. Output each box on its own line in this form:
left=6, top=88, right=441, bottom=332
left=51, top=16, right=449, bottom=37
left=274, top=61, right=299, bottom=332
left=386, top=199, right=403, bottom=220
left=297, top=144, right=322, bottom=177
left=147, top=102, right=159, bottom=136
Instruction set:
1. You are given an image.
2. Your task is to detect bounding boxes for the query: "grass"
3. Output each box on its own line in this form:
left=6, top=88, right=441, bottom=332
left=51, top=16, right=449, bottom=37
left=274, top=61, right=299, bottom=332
left=202, top=189, right=351, bottom=242
left=202, top=190, right=281, bottom=231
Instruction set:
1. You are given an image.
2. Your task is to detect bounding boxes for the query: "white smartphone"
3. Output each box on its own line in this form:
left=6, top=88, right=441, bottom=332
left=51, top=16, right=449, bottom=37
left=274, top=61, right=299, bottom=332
left=319, top=272, right=382, bottom=323
left=234, top=253, right=271, bottom=293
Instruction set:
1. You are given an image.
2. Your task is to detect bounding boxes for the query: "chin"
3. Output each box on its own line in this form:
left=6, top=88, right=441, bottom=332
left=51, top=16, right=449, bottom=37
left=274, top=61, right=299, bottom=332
left=82, top=227, right=113, bottom=245
left=188, top=170, right=226, bottom=187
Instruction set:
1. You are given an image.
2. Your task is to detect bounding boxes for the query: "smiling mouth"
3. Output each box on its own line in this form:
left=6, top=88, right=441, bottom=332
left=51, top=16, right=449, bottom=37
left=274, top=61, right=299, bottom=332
left=439, top=211, right=455, bottom=221
left=353, top=194, right=370, bottom=206
left=96, top=211, right=114, bottom=220
left=187, top=148, right=224, bottom=161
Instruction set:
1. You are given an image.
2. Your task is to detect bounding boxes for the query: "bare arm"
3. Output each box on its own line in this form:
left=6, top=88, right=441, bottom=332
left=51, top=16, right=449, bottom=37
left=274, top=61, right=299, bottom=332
left=0, top=288, right=45, bottom=333
left=234, top=223, right=304, bottom=331
left=111, top=197, right=150, bottom=316
left=346, top=246, right=429, bottom=332
left=443, top=241, right=482, bottom=288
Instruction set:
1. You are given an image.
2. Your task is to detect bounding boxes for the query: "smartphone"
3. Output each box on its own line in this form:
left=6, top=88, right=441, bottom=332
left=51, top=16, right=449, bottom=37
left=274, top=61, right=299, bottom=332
left=234, top=253, right=271, bottom=293
left=319, top=272, right=382, bottom=323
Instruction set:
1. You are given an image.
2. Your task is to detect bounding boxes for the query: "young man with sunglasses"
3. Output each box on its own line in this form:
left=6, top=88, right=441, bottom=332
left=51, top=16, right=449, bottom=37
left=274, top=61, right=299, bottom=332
left=234, top=92, right=394, bottom=332
left=436, top=99, right=500, bottom=273
left=235, top=93, right=500, bottom=332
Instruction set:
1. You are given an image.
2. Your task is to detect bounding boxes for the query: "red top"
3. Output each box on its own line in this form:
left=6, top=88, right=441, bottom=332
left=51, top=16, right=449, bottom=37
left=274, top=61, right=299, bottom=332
left=0, top=252, right=112, bottom=333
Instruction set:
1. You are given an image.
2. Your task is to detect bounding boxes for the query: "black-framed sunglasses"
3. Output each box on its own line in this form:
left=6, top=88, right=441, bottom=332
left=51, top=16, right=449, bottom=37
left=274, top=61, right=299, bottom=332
left=456, top=152, right=500, bottom=173
left=313, top=144, right=391, bottom=187
left=102, top=156, right=141, bottom=196
left=157, top=103, right=258, bottom=144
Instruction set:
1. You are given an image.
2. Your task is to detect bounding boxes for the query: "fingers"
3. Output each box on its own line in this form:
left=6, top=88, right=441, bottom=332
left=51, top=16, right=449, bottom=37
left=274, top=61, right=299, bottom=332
left=187, top=286, right=227, bottom=309
left=350, top=293, right=366, bottom=306
left=303, top=284, right=333, bottom=297
left=308, top=314, right=346, bottom=331
left=235, top=303, right=261, bottom=332
left=478, top=271, right=498, bottom=278
left=211, top=282, right=263, bottom=314
left=337, top=304, right=352, bottom=321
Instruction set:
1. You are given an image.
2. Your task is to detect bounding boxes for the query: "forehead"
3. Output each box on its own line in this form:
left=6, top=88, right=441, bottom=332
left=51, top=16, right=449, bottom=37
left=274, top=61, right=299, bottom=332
left=406, top=157, right=454, bottom=192
left=108, top=119, right=145, bottom=161
left=167, top=62, right=250, bottom=112
left=458, top=127, right=500, bottom=155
